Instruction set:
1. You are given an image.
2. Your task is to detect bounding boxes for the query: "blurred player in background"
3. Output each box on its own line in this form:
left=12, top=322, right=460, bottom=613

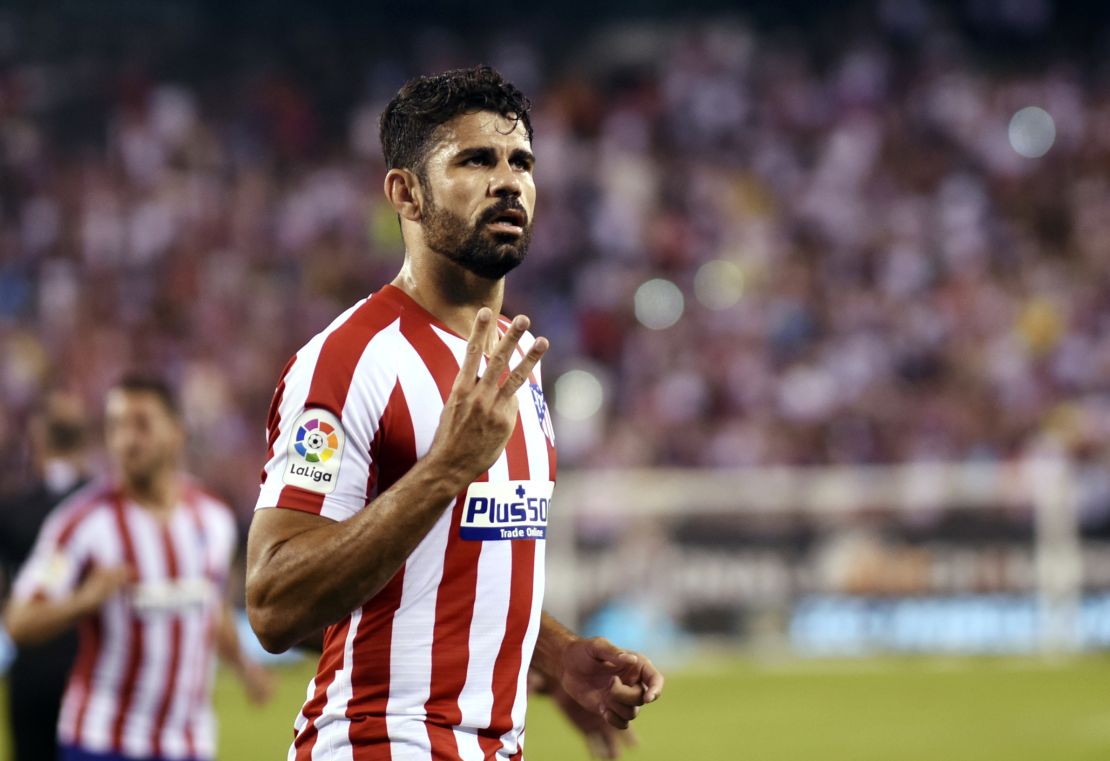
left=246, top=66, right=662, bottom=760
left=0, top=391, right=91, bottom=761
left=3, top=376, right=273, bottom=761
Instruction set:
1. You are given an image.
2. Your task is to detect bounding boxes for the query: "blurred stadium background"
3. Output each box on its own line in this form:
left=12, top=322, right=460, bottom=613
left=3, top=0, right=1110, bottom=758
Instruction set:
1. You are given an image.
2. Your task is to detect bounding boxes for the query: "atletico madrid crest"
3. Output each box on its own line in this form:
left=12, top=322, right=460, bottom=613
left=530, top=383, right=555, bottom=445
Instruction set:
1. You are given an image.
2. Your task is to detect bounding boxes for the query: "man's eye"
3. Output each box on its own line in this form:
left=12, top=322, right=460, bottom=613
left=465, top=156, right=489, bottom=166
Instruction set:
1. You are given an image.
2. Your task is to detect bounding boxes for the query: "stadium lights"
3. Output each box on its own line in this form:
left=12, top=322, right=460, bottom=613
left=1009, top=106, right=1056, bottom=158
left=634, top=277, right=684, bottom=330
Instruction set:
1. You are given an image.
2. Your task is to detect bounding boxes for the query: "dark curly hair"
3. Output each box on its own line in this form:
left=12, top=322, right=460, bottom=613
left=379, top=65, right=533, bottom=183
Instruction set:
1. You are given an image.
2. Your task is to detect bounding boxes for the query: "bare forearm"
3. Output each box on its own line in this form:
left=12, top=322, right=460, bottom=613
left=532, top=611, right=578, bottom=682
left=246, top=455, right=465, bottom=652
left=4, top=596, right=91, bottom=646
left=216, top=604, right=245, bottom=669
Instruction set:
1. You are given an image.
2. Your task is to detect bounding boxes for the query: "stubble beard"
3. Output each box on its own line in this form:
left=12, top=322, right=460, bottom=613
left=420, top=193, right=532, bottom=281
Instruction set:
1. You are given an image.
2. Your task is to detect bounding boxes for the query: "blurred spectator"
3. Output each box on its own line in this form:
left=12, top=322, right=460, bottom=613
left=0, top=391, right=90, bottom=761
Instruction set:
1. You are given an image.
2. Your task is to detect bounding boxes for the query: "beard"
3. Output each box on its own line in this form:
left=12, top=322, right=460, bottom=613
left=421, top=194, right=532, bottom=281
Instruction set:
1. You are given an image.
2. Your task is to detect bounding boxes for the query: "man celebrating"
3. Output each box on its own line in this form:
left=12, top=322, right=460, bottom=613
left=246, top=66, right=663, bottom=760
left=4, top=377, right=272, bottom=761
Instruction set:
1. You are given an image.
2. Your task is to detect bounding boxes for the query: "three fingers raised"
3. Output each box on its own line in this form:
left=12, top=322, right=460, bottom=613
left=454, top=309, right=549, bottom=397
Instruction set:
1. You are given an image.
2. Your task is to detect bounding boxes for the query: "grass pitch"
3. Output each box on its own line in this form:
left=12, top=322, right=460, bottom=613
left=3, top=654, right=1108, bottom=760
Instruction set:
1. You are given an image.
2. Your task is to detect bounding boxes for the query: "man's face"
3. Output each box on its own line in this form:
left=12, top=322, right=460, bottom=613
left=104, top=390, right=182, bottom=487
left=417, top=111, right=536, bottom=280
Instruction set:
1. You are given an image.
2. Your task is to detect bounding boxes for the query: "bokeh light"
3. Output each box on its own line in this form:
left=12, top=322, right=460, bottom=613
left=1008, top=106, right=1056, bottom=158
left=554, top=368, right=604, bottom=421
left=694, top=260, right=745, bottom=310
left=634, top=278, right=685, bottom=330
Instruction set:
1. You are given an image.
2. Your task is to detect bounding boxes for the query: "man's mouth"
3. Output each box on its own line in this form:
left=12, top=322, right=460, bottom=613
left=484, top=208, right=527, bottom=236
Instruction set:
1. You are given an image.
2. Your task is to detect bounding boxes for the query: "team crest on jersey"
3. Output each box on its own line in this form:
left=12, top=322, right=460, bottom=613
left=283, top=408, right=345, bottom=494
left=531, top=383, right=555, bottom=445
left=460, top=480, right=554, bottom=541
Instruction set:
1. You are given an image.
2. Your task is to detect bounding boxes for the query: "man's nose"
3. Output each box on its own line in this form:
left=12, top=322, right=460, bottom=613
left=488, top=160, right=522, bottom=197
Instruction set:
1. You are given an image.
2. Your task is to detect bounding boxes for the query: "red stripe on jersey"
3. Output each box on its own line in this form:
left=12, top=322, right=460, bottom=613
left=184, top=611, right=212, bottom=759
left=346, top=574, right=406, bottom=761
left=54, top=487, right=110, bottom=547
left=348, top=380, right=417, bottom=759
left=482, top=418, right=535, bottom=748
left=69, top=613, right=103, bottom=746
left=292, top=616, right=353, bottom=760
left=398, top=314, right=474, bottom=761
left=181, top=495, right=205, bottom=759
left=110, top=498, right=144, bottom=752
left=276, top=298, right=397, bottom=516
left=150, top=520, right=182, bottom=757
left=262, top=355, right=297, bottom=486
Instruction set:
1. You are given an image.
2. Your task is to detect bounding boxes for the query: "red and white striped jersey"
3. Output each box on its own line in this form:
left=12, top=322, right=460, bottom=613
left=255, top=284, right=557, bottom=760
left=12, top=479, right=237, bottom=761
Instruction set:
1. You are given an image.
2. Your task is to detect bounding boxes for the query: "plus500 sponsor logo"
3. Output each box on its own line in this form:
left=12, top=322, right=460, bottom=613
left=460, top=480, right=554, bottom=541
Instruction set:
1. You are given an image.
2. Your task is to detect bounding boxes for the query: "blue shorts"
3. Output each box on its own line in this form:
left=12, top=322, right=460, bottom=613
left=60, top=746, right=207, bottom=761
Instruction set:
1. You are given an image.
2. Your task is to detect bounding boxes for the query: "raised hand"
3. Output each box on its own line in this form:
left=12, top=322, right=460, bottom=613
left=428, top=308, right=549, bottom=485
left=559, top=637, right=665, bottom=730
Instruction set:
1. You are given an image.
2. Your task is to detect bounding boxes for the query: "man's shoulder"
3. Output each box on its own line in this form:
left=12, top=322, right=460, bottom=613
left=43, top=481, right=116, bottom=541
left=290, top=291, right=405, bottom=375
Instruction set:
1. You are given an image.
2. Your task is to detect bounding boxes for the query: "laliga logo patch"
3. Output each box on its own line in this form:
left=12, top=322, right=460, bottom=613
left=283, top=408, right=345, bottom=494
left=460, top=480, right=555, bottom=541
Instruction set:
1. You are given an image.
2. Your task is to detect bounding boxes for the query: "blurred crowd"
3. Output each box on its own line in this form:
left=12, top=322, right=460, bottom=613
left=2, top=3, right=1109, bottom=519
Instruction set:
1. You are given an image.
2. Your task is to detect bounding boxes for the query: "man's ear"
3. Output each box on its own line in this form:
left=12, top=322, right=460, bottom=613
left=384, top=168, right=424, bottom=222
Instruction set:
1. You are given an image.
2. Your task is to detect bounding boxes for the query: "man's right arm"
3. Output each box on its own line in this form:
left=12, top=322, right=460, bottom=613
left=245, top=309, right=548, bottom=653
left=246, top=454, right=470, bottom=653
left=4, top=565, right=133, bottom=645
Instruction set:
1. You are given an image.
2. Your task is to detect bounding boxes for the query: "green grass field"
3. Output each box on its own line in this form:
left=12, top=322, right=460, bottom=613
left=4, top=655, right=1109, bottom=760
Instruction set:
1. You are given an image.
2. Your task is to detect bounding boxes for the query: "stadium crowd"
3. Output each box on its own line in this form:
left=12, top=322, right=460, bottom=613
left=2, top=4, right=1109, bottom=519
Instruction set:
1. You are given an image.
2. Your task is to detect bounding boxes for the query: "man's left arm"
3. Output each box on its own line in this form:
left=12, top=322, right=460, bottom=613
left=531, top=611, right=664, bottom=730
left=215, top=601, right=274, bottom=706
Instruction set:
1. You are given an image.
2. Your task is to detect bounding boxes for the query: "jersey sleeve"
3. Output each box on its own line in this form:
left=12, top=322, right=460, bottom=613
left=255, top=339, right=395, bottom=523
left=11, top=502, right=93, bottom=603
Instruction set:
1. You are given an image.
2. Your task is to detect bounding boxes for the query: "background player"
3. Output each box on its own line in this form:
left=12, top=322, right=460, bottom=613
left=3, top=376, right=273, bottom=761
left=246, top=66, right=663, bottom=759
left=0, top=391, right=91, bottom=761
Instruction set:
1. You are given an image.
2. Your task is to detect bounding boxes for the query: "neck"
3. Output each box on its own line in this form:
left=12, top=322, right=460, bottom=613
left=122, top=468, right=180, bottom=513
left=392, top=250, right=505, bottom=345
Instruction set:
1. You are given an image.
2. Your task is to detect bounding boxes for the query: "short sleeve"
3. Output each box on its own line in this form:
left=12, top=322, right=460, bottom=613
left=255, top=347, right=393, bottom=523
left=11, top=505, right=92, bottom=603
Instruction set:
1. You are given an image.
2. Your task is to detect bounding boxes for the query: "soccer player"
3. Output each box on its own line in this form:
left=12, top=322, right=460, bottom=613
left=3, top=376, right=273, bottom=761
left=0, top=391, right=90, bottom=761
left=246, top=65, right=664, bottom=760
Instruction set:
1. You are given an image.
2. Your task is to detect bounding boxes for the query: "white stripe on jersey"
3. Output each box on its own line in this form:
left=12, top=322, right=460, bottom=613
left=162, top=508, right=203, bottom=759
left=307, top=608, right=362, bottom=761
left=504, top=350, right=552, bottom=755
left=381, top=331, right=453, bottom=758
left=71, top=510, right=128, bottom=754
left=432, top=327, right=514, bottom=749
left=121, top=511, right=170, bottom=759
